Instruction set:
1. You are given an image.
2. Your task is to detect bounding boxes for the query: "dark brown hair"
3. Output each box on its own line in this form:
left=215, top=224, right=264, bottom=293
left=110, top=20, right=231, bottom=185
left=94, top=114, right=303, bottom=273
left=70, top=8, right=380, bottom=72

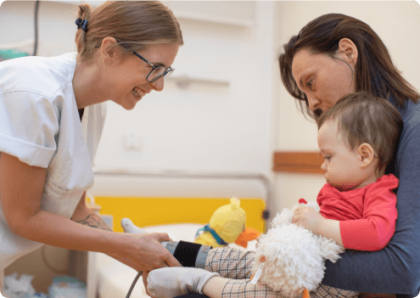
left=75, top=1, right=183, bottom=60
left=318, top=92, right=403, bottom=170
left=279, top=13, right=419, bottom=120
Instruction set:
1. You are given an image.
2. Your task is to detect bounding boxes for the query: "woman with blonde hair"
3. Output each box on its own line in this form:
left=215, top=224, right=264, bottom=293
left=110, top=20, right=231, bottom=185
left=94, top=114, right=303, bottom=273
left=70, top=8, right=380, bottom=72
left=0, top=1, right=183, bottom=294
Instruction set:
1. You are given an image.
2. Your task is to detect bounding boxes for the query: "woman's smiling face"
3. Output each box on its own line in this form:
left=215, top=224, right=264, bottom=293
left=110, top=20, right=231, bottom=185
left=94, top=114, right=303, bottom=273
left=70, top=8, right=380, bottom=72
left=105, top=43, right=179, bottom=110
left=291, top=48, right=355, bottom=115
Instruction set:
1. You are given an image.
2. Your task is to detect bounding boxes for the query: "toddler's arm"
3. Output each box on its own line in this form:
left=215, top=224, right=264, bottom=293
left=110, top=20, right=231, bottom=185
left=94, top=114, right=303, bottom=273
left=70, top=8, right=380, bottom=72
left=293, top=176, right=398, bottom=251
left=338, top=178, right=398, bottom=251
left=292, top=207, right=343, bottom=246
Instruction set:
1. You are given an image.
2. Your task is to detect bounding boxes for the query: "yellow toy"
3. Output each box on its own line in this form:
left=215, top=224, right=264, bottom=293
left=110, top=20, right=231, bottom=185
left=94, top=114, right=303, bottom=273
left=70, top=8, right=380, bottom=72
left=195, top=197, right=260, bottom=248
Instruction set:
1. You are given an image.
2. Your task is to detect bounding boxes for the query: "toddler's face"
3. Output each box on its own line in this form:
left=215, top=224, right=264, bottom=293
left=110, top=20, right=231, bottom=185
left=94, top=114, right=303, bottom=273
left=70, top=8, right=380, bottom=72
left=317, top=120, right=364, bottom=191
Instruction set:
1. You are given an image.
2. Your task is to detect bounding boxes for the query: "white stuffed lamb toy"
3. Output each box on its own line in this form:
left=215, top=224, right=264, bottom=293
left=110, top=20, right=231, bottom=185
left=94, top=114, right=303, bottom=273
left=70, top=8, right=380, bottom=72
left=251, top=201, right=345, bottom=298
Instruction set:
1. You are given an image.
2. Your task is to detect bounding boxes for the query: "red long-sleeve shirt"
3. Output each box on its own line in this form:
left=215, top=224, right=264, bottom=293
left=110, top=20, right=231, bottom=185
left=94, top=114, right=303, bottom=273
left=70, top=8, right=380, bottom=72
left=317, top=174, right=399, bottom=251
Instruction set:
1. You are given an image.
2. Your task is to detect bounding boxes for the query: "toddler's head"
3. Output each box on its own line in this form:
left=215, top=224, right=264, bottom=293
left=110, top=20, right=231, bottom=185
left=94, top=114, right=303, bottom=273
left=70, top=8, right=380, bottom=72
left=317, top=92, right=402, bottom=190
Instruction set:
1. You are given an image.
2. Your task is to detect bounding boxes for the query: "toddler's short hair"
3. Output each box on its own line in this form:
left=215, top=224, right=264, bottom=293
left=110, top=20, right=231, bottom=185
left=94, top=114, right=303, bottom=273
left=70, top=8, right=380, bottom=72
left=317, top=92, right=403, bottom=170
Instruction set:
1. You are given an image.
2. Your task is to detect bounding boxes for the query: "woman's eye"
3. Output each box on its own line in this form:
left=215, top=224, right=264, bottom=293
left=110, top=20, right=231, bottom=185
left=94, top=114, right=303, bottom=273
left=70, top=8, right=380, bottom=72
left=324, top=156, right=331, bottom=160
left=306, top=80, right=313, bottom=89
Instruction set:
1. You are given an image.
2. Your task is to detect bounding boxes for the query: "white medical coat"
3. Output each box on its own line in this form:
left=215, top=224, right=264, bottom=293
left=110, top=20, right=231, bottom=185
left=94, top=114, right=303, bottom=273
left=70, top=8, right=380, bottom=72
left=0, top=53, right=107, bottom=290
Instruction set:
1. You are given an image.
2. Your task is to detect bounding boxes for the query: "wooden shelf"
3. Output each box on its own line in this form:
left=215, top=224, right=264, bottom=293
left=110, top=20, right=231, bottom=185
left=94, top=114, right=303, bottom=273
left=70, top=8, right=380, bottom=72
left=273, top=151, right=324, bottom=174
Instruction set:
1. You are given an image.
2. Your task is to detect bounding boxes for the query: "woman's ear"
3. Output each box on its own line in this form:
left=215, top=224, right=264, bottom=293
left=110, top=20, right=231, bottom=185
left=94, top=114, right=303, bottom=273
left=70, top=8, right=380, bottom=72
left=337, top=38, right=358, bottom=66
left=357, top=143, right=375, bottom=168
left=100, top=37, right=123, bottom=64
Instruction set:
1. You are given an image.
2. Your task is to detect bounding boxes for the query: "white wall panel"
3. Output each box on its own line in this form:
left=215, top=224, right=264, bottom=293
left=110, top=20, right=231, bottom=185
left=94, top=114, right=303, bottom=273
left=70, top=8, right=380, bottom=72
left=94, top=1, right=276, bottom=176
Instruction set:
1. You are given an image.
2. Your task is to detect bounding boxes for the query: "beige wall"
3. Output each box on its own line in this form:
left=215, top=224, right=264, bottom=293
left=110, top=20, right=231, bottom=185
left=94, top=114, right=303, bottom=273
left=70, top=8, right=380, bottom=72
left=272, top=1, right=420, bottom=213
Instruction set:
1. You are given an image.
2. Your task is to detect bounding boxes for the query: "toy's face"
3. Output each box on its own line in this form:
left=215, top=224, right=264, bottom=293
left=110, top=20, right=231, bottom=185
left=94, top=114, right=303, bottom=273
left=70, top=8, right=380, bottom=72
left=209, top=198, right=247, bottom=242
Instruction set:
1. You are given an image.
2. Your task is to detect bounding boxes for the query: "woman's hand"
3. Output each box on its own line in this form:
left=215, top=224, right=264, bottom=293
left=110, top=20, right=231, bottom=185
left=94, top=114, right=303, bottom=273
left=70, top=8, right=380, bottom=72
left=292, top=206, right=325, bottom=234
left=119, top=218, right=181, bottom=272
left=110, top=232, right=181, bottom=273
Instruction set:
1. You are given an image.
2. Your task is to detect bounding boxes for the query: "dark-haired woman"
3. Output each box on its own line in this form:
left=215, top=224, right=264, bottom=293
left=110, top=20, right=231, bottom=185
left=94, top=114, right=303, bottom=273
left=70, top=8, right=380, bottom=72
left=0, top=1, right=183, bottom=294
left=278, top=13, right=420, bottom=297
left=145, top=13, right=420, bottom=298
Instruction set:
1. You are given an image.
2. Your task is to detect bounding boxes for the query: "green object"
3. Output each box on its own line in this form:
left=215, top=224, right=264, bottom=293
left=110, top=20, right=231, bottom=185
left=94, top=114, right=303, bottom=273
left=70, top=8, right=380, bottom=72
left=0, top=49, right=30, bottom=60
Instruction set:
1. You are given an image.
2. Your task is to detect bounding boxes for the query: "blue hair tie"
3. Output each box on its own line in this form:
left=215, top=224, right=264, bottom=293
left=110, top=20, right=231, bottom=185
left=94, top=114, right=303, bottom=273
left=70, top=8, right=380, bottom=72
left=75, top=18, right=88, bottom=32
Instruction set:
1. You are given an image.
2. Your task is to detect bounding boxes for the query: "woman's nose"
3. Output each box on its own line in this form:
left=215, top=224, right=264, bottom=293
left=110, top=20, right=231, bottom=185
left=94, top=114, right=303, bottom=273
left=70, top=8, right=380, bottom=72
left=307, top=96, right=320, bottom=112
left=151, top=77, right=164, bottom=91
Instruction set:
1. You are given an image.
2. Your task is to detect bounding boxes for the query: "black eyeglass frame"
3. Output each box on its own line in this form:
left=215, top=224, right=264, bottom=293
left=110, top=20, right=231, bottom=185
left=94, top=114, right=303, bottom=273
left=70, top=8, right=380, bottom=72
left=133, top=51, right=174, bottom=83
left=94, top=41, right=174, bottom=83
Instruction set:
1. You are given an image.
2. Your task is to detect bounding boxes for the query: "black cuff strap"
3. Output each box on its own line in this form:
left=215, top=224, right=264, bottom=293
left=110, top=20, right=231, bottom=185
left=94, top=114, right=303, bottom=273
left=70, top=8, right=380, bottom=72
left=173, top=241, right=202, bottom=267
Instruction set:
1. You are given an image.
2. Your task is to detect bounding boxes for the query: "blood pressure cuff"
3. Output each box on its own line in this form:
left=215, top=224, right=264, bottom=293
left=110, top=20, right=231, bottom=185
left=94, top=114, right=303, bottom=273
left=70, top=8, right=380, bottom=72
left=164, top=241, right=212, bottom=269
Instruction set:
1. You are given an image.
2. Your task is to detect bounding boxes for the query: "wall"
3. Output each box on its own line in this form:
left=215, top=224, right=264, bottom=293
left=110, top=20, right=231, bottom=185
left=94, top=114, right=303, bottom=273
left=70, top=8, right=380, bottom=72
left=0, top=1, right=78, bottom=55
left=94, top=2, right=275, bottom=176
left=272, top=1, right=420, bottom=212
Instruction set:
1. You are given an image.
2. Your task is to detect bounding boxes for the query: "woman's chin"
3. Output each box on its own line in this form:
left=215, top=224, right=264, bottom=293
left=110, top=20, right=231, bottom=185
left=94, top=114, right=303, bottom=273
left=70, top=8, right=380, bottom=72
left=115, top=96, right=141, bottom=110
left=123, top=102, right=137, bottom=110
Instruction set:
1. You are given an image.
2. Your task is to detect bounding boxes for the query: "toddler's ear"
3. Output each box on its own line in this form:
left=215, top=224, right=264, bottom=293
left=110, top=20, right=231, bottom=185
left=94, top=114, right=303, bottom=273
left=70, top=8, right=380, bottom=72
left=357, top=143, right=375, bottom=167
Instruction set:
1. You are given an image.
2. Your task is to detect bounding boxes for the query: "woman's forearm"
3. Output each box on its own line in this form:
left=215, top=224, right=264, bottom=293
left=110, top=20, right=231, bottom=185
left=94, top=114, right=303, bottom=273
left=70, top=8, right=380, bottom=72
left=71, top=193, right=113, bottom=232
left=0, top=154, right=123, bottom=255
left=12, top=208, right=125, bottom=254
left=74, top=213, right=113, bottom=231
left=0, top=154, right=178, bottom=273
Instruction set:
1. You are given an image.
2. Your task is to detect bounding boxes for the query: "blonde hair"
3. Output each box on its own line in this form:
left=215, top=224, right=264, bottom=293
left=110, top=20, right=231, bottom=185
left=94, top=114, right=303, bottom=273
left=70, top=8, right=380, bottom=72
left=75, top=1, right=183, bottom=60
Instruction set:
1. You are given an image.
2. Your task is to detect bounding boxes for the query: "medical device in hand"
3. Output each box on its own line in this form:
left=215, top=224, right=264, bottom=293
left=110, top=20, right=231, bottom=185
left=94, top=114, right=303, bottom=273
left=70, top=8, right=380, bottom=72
left=126, top=240, right=213, bottom=298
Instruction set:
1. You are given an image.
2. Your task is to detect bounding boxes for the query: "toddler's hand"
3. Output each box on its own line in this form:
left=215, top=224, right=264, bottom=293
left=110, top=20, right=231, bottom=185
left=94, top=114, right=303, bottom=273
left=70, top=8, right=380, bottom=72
left=292, top=206, right=325, bottom=234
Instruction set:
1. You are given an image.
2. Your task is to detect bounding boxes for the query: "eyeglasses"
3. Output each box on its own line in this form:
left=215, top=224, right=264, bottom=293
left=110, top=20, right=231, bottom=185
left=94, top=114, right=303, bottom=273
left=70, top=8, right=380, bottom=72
left=133, top=51, right=174, bottom=83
